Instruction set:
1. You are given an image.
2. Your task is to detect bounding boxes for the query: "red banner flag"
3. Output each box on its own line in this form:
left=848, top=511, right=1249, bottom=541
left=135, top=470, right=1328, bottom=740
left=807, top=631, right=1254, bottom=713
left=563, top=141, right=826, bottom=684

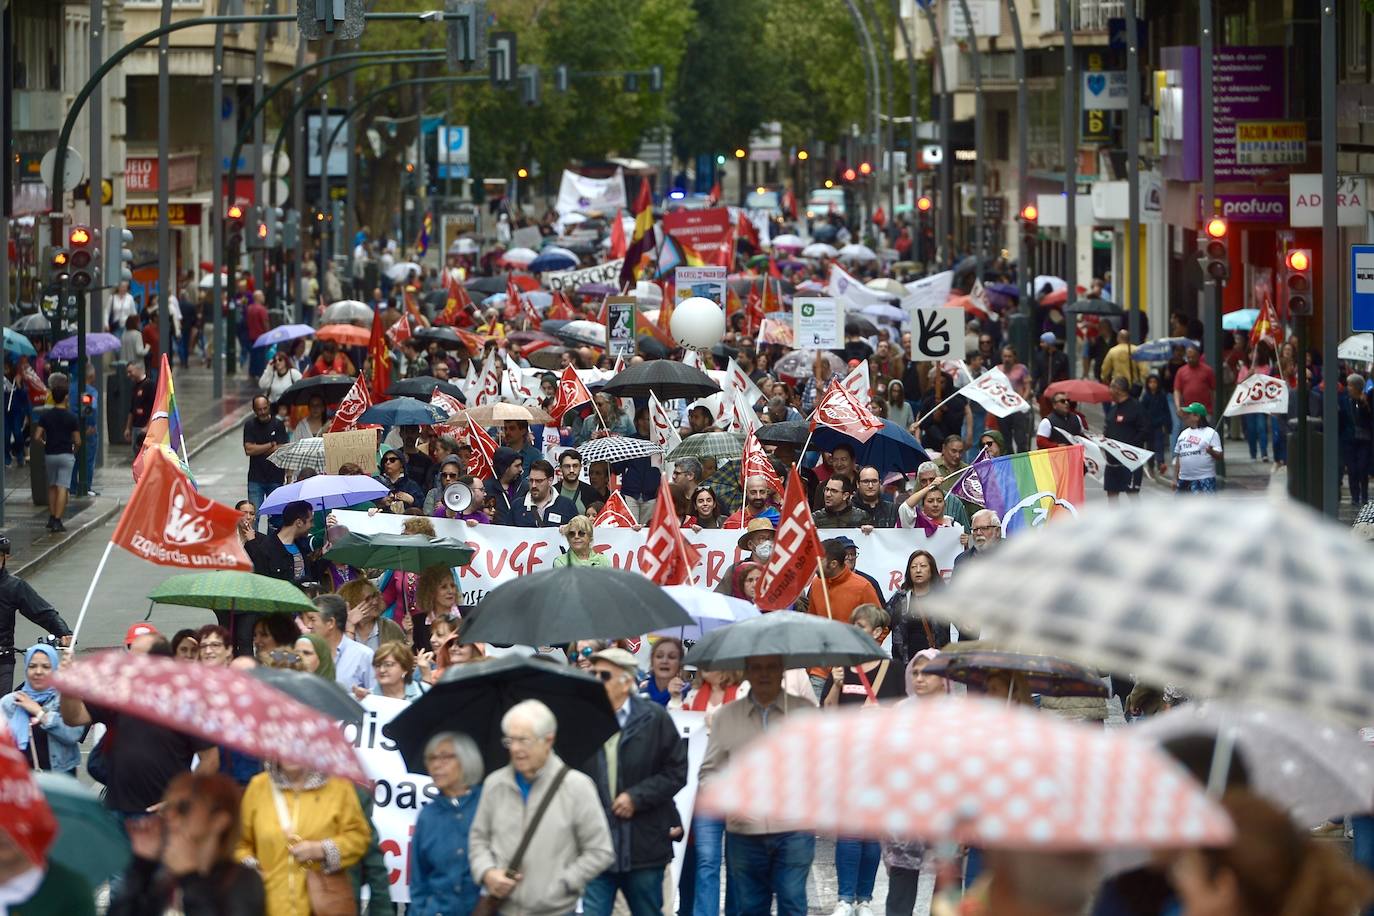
left=742, top=430, right=783, bottom=496
left=596, top=491, right=638, bottom=528
left=755, top=468, right=823, bottom=611
left=463, top=412, right=500, bottom=479
left=112, top=447, right=252, bottom=570
left=549, top=365, right=593, bottom=423
left=639, top=474, right=701, bottom=585
left=436, top=272, right=472, bottom=326
left=367, top=307, right=391, bottom=403
left=609, top=208, right=627, bottom=259
left=812, top=378, right=884, bottom=443
left=387, top=312, right=413, bottom=347
left=430, top=386, right=465, bottom=419
left=327, top=375, right=374, bottom=433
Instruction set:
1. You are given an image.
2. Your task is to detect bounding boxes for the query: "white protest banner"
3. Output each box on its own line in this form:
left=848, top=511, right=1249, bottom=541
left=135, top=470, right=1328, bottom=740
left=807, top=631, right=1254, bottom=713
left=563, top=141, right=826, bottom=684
left=841, top=360, right=872, bottom=404
left=902, top=270, right=953, bottom=311
left=541, top=425, right=565, bottom=464
left=555, top=168, right=627, bottom=218
left=827, top=263, right=891, bottom=311
left=669, top=710, right=710, bottom=892
left=674, top=266, right=727, bottom=308
left=1091, top=434, right=1154, bottom=472
left=334, top=511, right=966, bottom=604
left=1222, top=373, right=1289, bottom=417
left=957, top=368, right=1031, bottom=418
left=907, top=306, right=966, bottom=360
left=725, top=359, right=767, bottom=409
left=648, top=392, right=683, bottom=456
left=544, top=259, right=625, bottom=293
left=794, top=297, right=842, bottom=349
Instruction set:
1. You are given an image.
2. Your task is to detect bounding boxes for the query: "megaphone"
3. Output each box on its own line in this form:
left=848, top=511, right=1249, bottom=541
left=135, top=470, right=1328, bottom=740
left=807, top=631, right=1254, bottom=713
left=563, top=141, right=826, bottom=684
left=443, top=483, right=476, bottom=514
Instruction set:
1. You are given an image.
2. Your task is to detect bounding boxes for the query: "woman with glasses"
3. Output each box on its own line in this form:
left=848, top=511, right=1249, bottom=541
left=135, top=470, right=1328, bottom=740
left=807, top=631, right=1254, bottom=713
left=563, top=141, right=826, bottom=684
left=361, top=641, right=426, bottom=702
left=258, top=350, right=301, bottom=410
left=195, top=625, right=232, bottom=667
left=554, top=515, right=609, bottom=567
left=566, top=639, right=610, bottom=670
left=429, top=463, right=490, bottom=523
left=885, top=549, right=949, bottom=670
left=373, top=444, right=423, bottom=514
left=290, top=393, right=328, bottom=442
left=409, top=732, right=485, bottom=916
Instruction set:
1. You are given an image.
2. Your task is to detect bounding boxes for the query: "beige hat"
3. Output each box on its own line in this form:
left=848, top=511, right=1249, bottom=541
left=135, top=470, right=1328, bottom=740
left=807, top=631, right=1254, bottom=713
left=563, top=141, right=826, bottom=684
left=736, top=517, right=775, bottom=551
left=589, top=647, right=639, bottom=672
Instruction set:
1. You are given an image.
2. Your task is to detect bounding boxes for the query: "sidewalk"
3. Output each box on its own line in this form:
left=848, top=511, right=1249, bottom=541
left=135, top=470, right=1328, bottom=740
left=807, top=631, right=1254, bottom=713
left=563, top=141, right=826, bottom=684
left=1, top=362, right=259, bottom=577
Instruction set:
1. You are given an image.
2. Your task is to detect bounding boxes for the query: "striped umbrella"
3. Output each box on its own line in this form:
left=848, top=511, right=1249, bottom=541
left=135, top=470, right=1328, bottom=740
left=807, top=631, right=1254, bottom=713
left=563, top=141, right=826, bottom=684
left=268, top=436, right=325, bottom=473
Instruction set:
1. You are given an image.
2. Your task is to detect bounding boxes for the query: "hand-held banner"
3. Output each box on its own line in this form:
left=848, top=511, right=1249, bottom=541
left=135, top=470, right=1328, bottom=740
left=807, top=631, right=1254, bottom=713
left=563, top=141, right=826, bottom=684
left=1222, top=373, right=1289, bottom=417
left=812, top=379, right=885, bottom=443
left=112, top=447, right=252, bottom=570
left=640, top=475, right=701, bottom=585
left=755, top=469, right=823, bottom=610
left=741, top=430, right=784, bottom=497
left=462, top=411, right=501, bottom=480
left=430, top=387, right=464, bottom=419
left=596, top=491, right=639, bottom=528
left=958, top=368, right=1031, bottom=418
left=549, top=365, right=592, bottom=423
left=327, top=375, right=374, bottom=433
left=648, top=392, right=683, bottom=455
left=973, top=445, right=1085, bottom=536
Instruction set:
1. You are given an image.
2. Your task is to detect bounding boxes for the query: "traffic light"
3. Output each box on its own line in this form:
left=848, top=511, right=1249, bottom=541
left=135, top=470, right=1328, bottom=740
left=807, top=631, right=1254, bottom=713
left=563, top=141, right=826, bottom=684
left=263, top=207, right=283, bottom=248
left=488, top=30, right=516, bottom=87
left=648, top=64, right=663, bottom=93
left=842, top=168, right=857, bottom=182
left=227, top=204, right=245, bottom=250
left=734, top=148, right=746, bottom=159
left=623, top=72, right=639, bottom=93
left=106, top=228, right=133, bottom=287
left=554, top=64, right=570, bottom=93
left=297, top=0, right=366, bottom=41
left=917, top=195, right=933, bottom=213
left=282, top=209, right=300, bottom=249
left=445, top=0, right=486, bottom=70
left=1284, top=248, right=1313, bottom=316
left=1197, top=216, right=1230, bottom=283
left=67, top=225, right=98, bottom=291
left=858, top=161, right=873, bottom=176
left=43, top=247, right=70, bottom=287
left=518, top=65, right=541, bottom=106
left=516, top=167, right=529, bottom=179
left=245, top=205, right=266, bottom=249
left=797, top=150, right=809, bottom=162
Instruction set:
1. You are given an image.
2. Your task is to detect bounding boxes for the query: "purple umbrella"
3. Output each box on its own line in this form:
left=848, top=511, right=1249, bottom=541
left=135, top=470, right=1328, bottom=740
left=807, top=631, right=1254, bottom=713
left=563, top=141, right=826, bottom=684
left=49, top=333, right=121, bottom=360
left=252, top=324, right=317, bottom=349
left=258, top=474, right=390, bottom=514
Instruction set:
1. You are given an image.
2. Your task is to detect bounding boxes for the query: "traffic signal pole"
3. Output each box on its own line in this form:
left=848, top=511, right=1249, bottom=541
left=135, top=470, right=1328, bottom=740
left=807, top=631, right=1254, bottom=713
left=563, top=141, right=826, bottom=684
left=158, top=0, right=173, bottom=364
left=1321, top=2, right=1338, bottom=516
left=211, top=0, right=227, bottom=399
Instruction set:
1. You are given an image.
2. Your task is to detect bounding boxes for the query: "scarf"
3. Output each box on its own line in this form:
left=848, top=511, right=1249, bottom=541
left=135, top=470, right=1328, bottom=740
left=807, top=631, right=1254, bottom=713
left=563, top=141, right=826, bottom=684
left=8, top=645, right=59, bottom=750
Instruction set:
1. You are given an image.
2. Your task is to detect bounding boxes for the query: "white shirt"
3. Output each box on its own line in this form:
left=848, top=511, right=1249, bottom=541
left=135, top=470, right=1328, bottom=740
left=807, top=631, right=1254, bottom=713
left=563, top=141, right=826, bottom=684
left=333, top=636, right=376, bottom=691
left=1175, top=425, right=1222, bottom=481
left=109, top=291, right=136, bottom=330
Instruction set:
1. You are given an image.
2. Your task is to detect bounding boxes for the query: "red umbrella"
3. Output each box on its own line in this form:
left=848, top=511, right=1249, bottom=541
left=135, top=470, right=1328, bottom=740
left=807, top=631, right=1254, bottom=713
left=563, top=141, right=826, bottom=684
left=1040, top=287, right=1069, bottom=306
left=0, top=732, right=56, bottom=867
left=1044, top=379, right=1113, bottom=404
left=53, top=650, right=367, bottom=785
left=316, top=323, right=372, bottom=347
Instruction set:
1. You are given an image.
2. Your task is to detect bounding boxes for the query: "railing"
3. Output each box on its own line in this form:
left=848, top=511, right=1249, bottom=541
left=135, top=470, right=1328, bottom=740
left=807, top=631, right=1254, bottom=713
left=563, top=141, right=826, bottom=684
left=1041, top=0, right=1124, bottom=33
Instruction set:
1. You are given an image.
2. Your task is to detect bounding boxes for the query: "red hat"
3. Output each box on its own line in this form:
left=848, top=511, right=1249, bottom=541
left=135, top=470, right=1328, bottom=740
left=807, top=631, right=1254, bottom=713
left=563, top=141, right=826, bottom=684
left=124, top=622, right=160, bottom=647
left=0, top=733, right=57, bottom=867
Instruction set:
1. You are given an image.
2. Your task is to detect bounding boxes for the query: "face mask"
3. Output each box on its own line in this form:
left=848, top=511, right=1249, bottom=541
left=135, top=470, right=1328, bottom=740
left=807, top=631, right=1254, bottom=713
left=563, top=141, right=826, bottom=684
left=753, top=541, right=773, bottom=561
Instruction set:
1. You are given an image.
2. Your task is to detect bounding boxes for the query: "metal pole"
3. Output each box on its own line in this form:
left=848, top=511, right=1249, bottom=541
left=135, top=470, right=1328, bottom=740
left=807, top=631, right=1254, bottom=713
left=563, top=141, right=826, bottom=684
left=1201, top=0, right=1221, bottom=439
left=955, top=0, right=984, bottom=281
left=345, top=68, right=357, bottom=279
left=918, top=4, right=950, bottom=268
left=85, top=0, right=104, bottom=486
left=251, top=11, right=267, bottom=293
left=1061, top=0, right=1076, bottom=300
left=211, top=2, right=225, bottom=398
left=1007, top=0, right=1030, bottom=302
left=0, top=5, right=9, bottom=524
left=861, top=0, right=897, bottom=218
left=293, top=39, right=306, bottom=322
left=316, top=46, right=331, bottom=299
left=842, top=0, right=879, bottom=233
left=891, top=0, right=918, bottom=219
left=1322, top=1, right=1339, bottom=515
left=1124, top=0, right=1140, bottom=343
left=157, top=0, right=172, bottom=364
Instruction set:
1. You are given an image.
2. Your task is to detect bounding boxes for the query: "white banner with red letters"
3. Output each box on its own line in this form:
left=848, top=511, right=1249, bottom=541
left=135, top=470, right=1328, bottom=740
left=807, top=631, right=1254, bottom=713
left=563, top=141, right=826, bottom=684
left=1222, top=373, right=1289, bottom=417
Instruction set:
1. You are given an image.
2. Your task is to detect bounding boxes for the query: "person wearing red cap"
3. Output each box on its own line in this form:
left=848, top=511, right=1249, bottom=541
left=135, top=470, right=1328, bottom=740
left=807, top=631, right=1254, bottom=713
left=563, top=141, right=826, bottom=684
left=124, top=622, right=160, bottom=652
left=0, top=733, right=95, bottom=913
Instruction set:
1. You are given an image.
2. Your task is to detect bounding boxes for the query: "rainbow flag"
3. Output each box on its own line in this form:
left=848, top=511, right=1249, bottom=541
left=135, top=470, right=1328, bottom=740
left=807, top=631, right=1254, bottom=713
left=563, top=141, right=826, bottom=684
left=968, top=445, right=1084, bottom=535
left=132, top=353, right=190, bottom=483
left=656, top=234, right=705, bottom=278
left=415, top=211, right=432, bottom=256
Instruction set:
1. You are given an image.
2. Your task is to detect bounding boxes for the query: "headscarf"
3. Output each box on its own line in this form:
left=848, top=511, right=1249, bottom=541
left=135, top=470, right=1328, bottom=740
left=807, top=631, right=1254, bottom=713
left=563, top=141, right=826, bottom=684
left=728, top=561, right=761, bottom=602
left=8, top=645, right=60, bottom=750
left=299, top=634, right=336, bottom=682
left=903, top=647, right=947, bottom=698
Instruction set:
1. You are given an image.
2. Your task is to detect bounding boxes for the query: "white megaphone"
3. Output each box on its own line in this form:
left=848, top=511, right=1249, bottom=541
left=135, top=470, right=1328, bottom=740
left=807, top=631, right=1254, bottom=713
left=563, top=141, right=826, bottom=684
left=443, top=482, right=476, bottom=514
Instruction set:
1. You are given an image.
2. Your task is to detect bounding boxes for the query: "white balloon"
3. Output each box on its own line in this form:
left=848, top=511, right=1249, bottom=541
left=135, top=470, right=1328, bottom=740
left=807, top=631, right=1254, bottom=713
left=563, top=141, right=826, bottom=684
left=670, top=296, right=726, bottom=349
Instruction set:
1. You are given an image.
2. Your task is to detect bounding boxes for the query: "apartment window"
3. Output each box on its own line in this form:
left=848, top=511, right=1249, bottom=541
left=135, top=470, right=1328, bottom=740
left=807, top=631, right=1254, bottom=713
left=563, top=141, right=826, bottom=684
left=1343, top=0, right=1369, bottom=79
left=13, top=0, right=60, bottom=91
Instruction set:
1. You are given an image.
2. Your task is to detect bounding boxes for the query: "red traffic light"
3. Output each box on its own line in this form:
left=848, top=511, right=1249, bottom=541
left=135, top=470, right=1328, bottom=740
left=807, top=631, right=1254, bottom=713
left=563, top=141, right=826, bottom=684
left=68, top=226, right=91, bottom=247
left=256, top=223, right=269, bottom=239
left=1205, top=216, right=1227, bottom=239
left=1286, top=249, right=1311, bottom=272
left=843, top=168, right=857, bottom=182
left=916, top=196, right=932, bottom=212
left=1020, top=204, right=1039, bottom=222
left=227, top=205, right=244, bottom=220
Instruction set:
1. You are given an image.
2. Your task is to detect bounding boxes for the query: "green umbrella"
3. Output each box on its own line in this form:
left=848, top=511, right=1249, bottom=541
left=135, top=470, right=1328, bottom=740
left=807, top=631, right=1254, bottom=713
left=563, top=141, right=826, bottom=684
left=324, top=532, right=476, bottom=573
left=148, top=570, right=316, bottom=614
left=746, top=253, right=770, bottom=269
left=665, top=431, right=745, bottom=462
left=36, top=772, right=130, bottom=886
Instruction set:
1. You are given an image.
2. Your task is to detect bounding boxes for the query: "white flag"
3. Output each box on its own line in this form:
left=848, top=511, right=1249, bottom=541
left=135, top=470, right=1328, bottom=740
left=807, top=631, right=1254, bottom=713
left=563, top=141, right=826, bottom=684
left=957, top=367, right=1031, bottom=418
left=840, top=360, right=872, bottom=405
left=1056, top=429, right=1154, bottom=473
left=1053, top=429, right=1105, bottom=482
left=726, top=358, right=767, bottom=409
left=648, top=392, right=682, bottom=455
left=1222, top=373, right=1290, bottom=417
left=475, top=350, right=503, bottom=405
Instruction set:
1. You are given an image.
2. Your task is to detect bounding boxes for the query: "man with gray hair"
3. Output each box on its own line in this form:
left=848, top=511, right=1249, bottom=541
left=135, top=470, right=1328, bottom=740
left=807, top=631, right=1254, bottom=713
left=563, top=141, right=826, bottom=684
left=671, top=456, right=703, bottom=490
left=954, top=508, right=1002, bottom=573
left=470, top=699, right=613, bottom=915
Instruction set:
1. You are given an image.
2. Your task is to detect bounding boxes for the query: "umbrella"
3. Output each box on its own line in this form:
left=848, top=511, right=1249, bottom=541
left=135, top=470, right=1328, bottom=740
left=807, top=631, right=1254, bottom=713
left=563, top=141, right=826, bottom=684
left=636, top=337, right=670, bottom=360
left=466, top=276, right=507, bottom=294
left=259, top=474, right=389, bottom=513
left=3, top=327, right=37, bottom=357
left=802, top=242, right=839, bottom=259
left=699, top=696, right=1234, bottom=850
left=921, top=649, right=1108, bottom=698
left=599, top=360, right=721, bottom=400
left=838, top=244, right=878, bottom=263
left=861, top=303, right=909, bottom=325
left=812, top=223, right=839, bottom=242
left=357, top=397, right=450, bottom=427
left=773, top=349, right=845, bottom=381
left=684, top=611, right=887, bottom=670
left=1039, top=288, right=1070, bottom=307
left=11, top=313, right=51, bottom=336
left=527, top=346, right=570, bottom=370
left=252, top=323, right=316, bottom=349
left=48, top=333, right=121, bottom=359
left=1339, top=333, right=1374, bottom=363
left=810, top=419, right=928, bottom=477
left=461, top=402, right=554, bottom=426
left=383, top=655, right=618, bottom=776
left=321, top=300, right=374, bottom=324
left=985, top=281, right=1020, bottom=300
left=865, top=278, right=907, bottom=297
left=665, top=431, right=745, bottom=462
left=325, top=531, right=476, bottom=573
left=36, top=772, right=129, bottom=887
left=1222, top=308, right=1260, bottom=331
left=387, top=261, right=422, bottom=282
left=1043, top=379, right=1113, bottom=404
left=845, top=316, right=879, bottom=337
left=1066, top=298, right=1122, bottom=316
left=653, top=586, right=761, bottom=640
left=268, top=436, right=326, bottom=473
left=449, top=237, right=480, bottom=255
left=248, top=666, right=365, bottom=727
left=52, top=650, right=367, bottom=784
left=387, top=376, right=466, bottom=402
left=553, top=320, right=609, bottom=348
left=148, top=571, right=316, bottom=615
left=1131, top=337, right=1201, bottom=361
left=771, top=233, right=805, bottom=250
left=459, top=566, right=693, bottom=646
left=507, top=330, right=561, bottom=347
left=500, top=247, right=539, bottom=267
left=413, top=326, right=470, bottom=351
left=316, top=323, right=372, bottom=347
left=1034, top=275, right=1068, bottom=295
left=578, top=283, right=617, bottom=298
left=529, top=251, right=578, bottom=273
left=926, top=496, right=1374, bottom=722
left=1131, top=700, right=1374, bottom=825
left=276, top=374, right=355, bottom=407
left=575, top=435, right=662, bottom=464
left=754, top=419, right=809, bottom=448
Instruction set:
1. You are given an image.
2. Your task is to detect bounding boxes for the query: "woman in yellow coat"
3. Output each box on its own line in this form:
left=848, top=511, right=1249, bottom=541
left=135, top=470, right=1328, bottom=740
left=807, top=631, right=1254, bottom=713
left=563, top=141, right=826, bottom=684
left=235, top=761, right=371, bottom=916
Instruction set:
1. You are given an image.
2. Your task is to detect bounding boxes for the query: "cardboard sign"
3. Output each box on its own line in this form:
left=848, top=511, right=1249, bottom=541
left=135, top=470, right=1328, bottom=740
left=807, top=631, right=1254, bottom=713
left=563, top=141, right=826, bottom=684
left=906, top=306, right=965, bottom=360
left=324, top=428, right=380, bottom=475
left=606, top=295, right=637, bottom=357
left=674, top=266, right=727, bottom=308
left=793, top=297, right=842, bottom=349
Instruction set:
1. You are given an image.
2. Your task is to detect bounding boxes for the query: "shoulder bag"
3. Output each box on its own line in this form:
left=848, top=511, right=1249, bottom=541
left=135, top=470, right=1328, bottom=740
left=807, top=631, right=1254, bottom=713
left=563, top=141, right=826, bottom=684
left=269, top=780, right=358, bottom=916
left=471, top=765, right=571, bottom=916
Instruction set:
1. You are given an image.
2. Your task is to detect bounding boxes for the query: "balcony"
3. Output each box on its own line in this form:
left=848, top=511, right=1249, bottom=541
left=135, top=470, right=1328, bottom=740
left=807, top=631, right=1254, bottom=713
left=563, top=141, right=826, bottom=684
left=1041, top=0, right=1123, bottom=35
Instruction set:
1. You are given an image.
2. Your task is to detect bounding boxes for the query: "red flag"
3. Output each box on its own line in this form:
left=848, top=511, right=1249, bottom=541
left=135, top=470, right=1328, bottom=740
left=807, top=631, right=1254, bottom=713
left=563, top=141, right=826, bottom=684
left=503, top=275, right=523, bottom=322
left=111, top=447, right=252, bottom=570
left=367, top=307, right=390, bottom=402
left=736, top=211, right=759, bottom=249
left=639, top=474, right=701, bottom=585
left=327, top=375, right=374, bottom=433
left=436, top=272, right=473, bottom=326
left=609, top=208, right=627, bottom=259
left=707, top=177, right=722, bottom=206
left=812, top=378, right=884, bottom=443
left=634, top=179, right=653, bottom=216
left=430, top=386, right=464, bottom=419
left=767, top=256, right=783, bottom=280
left=387, top=313, right=412, bottom=347
left=463, top=412, right=500, bottom=479
left=1249, top=289, right=1279, bottom=350
left=549, top=365, right=593, bottom=423
left=715, top=227, right=735, bottom=269
left=547, top=290, right=577, bottom=321
left=755, top=468, right=823, bottom=611
left=742, top=430, right=784, bottom=496
left=781, top=186, right=798, bottom=220
left=872, top=205, right=887, bottom=227
left=596, top=491, right=638, bottom=528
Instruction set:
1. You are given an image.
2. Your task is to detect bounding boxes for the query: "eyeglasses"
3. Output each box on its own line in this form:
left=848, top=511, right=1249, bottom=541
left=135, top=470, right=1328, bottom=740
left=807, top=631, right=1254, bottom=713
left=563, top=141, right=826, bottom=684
left=200, top=641, right=225, bottom=650
left=858, top=478, right=880, bottom=485
left=440, top=472, right=460, bottom=480
left=1053, top=398, right=1069, bottom=405
left=424, top=751, right=458, bottom=764
left=383, top=455, right=402, bottom=464
left=972, top=525, right=1000, bottom=533
left=529, top=476, right=550, bottom=485
left=501, top=734, right=540, bottom=748
left=568, top=531, right=588, bottom=538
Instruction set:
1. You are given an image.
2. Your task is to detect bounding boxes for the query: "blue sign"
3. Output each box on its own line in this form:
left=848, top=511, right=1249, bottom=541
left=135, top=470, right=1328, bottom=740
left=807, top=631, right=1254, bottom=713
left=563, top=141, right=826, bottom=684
left=1352, top=244, right=1374, bottom=332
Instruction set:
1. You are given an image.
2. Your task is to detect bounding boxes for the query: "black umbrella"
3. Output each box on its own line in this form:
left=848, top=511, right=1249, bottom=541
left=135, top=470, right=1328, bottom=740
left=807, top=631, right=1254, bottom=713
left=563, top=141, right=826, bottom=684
left=276, top=374, right=356, bottom=407
left=387, top=376, right=466, bottom=402
left=248, top=666, right=365, bottom=726
left=1065, top=298, right=1123, bottom=316
left=754, top=420, right=810, bottom=447
left=683, top=611, right=888, bottom=671
left=599, top=360, right=721, bottom=400
left=636, top=337, right=670, bottom=360
left=459, top=566, right=693, bottom=646
left=382, top=655, right=619, bottom=774
left=845, top=316, right=879, bottom=337
left=413, top=326, right=469, bottom=351
left=466, top=276, right=507, bottom=294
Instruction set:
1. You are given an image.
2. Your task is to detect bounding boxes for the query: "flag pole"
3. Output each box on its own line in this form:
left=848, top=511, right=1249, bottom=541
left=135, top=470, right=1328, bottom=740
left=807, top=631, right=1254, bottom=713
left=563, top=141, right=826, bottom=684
left=913, top=387, right=965, bottom=429
left=70, top=541, right=116, bottom=647
left=816, top=557, right=833, bottom=619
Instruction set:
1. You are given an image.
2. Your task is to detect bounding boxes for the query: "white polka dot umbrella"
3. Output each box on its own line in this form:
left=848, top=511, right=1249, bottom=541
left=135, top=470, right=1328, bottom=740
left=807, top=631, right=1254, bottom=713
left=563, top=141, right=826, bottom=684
left=699, top=697, right=1234, bottom=850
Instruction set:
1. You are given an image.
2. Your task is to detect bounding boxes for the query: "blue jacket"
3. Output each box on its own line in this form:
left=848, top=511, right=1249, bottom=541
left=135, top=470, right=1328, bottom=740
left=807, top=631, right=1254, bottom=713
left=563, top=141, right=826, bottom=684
left=506, top=492, right=580, bottom=529
left=0, top=690, right=83, bottom=774
left=409, top=785, right=482, bottom=916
